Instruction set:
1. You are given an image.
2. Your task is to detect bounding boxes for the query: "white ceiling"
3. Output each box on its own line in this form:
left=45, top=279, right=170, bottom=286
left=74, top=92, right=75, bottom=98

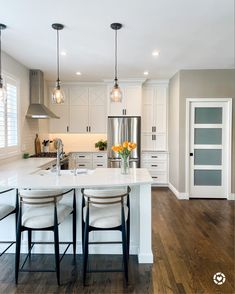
left=0, top=0, right=234, bottom=81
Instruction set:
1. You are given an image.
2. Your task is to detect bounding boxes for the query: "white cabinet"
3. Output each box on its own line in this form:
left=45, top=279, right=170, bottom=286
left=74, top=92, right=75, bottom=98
left=69, top=152, right=107, bottom=169
left=142, top=82, right=168, bottom=151
left=49, top=85, right=107, bottom=134
left=108, top=83, right=143, bottom=116
left=141, top=151, right=168, bottom=185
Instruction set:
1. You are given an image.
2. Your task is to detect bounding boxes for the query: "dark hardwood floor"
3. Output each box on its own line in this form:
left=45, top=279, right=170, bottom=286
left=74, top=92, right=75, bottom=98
left=0, top=188, right=234, bottom=293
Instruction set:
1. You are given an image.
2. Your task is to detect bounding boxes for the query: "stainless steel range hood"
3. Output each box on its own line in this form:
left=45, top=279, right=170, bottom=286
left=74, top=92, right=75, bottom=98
left=26, top=70, right=59, bottom=119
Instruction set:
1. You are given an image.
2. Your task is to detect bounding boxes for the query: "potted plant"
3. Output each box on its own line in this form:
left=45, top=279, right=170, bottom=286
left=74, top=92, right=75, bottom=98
left=95, top=140, right=107, bottom=151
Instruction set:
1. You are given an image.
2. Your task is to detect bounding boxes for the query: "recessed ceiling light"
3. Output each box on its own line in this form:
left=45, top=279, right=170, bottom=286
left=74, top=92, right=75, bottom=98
left=143, top=71, right=149, bottom=76
left=76, top=72, right=82, bottom=76
left=152, top=50, right=159, bottom=57
left=61, top=51, right=67, bottom=56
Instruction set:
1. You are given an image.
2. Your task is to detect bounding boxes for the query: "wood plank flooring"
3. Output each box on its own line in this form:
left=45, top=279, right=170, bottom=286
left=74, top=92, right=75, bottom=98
left=0, top=187, right=234, bottom=293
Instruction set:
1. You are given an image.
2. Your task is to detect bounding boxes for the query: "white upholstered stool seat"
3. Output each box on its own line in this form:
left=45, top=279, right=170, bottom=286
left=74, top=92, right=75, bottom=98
left=0, top=204, right=15, bottom=220
left=83, top=188, right=128, bottom=228
left=83, top=203, right=128, bottom=228
left=22, top=204, right=73, bottom=229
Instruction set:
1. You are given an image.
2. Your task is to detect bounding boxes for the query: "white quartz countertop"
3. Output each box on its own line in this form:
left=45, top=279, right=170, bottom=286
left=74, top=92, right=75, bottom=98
left=0, top=158, right=152, bottom=189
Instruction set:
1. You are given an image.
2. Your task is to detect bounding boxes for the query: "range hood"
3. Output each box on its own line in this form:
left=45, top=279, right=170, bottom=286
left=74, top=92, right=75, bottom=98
left=26, top=70, right=59, bottom=119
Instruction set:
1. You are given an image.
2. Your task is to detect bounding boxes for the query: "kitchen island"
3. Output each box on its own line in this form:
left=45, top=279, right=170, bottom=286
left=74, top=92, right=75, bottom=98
left=0, top=157, right=153, bottom=263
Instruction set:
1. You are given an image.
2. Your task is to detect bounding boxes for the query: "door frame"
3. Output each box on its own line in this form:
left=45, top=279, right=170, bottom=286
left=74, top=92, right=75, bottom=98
left=185, top=98, right=232, bottom=199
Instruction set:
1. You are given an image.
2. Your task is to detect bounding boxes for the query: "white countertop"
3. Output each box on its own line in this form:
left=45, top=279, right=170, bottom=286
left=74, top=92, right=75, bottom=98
left=0, top=158, right=152, bottom=189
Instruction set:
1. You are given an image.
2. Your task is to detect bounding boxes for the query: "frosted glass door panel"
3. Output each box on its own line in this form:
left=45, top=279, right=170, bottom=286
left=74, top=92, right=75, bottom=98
left=194, top=170, right=221, bottom=186
left=195, top=107, right=222, bottom=124
left=194, top=149, right=222, bottom=165
left=194, top=128, right=222, bottom=144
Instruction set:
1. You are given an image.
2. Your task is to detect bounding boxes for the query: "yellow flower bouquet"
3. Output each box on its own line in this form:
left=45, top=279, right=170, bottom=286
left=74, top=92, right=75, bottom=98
left=112, top=141, right=137, bottom=174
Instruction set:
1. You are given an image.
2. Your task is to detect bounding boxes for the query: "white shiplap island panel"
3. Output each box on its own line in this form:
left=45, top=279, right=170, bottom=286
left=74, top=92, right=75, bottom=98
left=0, top=158, right=153, bottom=263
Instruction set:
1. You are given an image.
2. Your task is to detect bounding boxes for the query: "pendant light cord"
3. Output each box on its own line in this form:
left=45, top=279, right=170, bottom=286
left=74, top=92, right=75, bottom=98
left=114, top=29, right=117, bottom=83
left=57, top=29, right=60, bottom=85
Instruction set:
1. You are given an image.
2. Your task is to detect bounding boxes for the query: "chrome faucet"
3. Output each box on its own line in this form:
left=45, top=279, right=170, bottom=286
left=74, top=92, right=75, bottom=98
left=54, top=138, right=63, bottom=176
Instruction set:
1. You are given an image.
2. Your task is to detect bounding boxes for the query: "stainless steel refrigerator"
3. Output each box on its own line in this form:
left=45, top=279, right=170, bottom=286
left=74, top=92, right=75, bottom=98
left=107, top=116, right=141, bottom=168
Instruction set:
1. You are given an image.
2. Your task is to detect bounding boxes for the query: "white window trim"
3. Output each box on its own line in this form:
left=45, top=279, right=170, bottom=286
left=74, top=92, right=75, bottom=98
left=0, top=72, right=21, bottom=159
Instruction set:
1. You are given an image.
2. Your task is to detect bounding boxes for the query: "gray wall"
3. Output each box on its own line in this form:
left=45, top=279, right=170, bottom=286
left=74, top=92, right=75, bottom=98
left=169, top=69, right=235, bottom=194
left=168, top=72, right=180, bottom=189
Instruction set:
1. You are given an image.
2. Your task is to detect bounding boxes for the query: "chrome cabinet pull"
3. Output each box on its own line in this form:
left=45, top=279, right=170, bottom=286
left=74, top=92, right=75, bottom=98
left=151, top=165, right=158, bottom=167
left=67, top=126, right=69, bottom=132
left=151, top=156, right=158, bottom=158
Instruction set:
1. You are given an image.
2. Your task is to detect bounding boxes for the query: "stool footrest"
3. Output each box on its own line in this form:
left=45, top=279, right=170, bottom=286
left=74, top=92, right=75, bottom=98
left=87, top=268, right=123, bottom=273
left=0, top=241, right=15, bottom=257
left=89, top=241, right=122, bottom=245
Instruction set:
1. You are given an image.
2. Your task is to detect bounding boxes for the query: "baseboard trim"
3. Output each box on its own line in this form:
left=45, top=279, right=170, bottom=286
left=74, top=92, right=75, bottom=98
left=228, top=193, right=235, bottom=200
left=168, top=182, right=189, bottom=200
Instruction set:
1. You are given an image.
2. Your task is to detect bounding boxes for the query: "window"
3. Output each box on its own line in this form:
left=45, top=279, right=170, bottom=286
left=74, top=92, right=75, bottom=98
left=0, top=76, right=19, bottom=157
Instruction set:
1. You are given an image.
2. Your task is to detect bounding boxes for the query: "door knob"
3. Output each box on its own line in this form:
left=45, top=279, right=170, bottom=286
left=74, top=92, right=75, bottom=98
left=190, top=153, right=193, bottom=156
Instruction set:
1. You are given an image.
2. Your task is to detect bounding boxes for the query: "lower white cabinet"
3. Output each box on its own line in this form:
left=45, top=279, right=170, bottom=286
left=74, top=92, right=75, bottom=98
left=69, top=152, right=107, bottom=169
left=141, top=151, right=168, bottom=185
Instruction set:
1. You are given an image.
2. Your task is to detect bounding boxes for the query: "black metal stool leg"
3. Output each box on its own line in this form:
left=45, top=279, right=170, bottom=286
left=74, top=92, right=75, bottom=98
left=15, top=212, right=21, bottom=284
left=72, top=190, right=77, bottom=261
left=28, top=230, right=32, bottom=258
left=83, top=211, right=89, bottom=286
left=121, top=208, right=128, bottom=284
left=54, top=225, right=60, bottom=285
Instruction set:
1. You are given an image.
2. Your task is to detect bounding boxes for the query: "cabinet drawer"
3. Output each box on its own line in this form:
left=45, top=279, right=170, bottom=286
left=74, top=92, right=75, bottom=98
left=150, top=172, right=167, bottom=184
left=76, top=162, right=93, bottom=169
left=93, top=162, right=107, bottom=168
left=93, top=153, right=107, bottom=160
left=141, top=161, right=167, bottom=171
left=142, top=152, right=167, bottom=161
left=74, top=153, right=92, bottom=161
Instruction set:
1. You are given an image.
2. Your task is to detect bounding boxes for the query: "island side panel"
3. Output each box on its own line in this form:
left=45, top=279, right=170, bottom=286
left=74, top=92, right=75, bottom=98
left=138, top=183, right=153, bottom=263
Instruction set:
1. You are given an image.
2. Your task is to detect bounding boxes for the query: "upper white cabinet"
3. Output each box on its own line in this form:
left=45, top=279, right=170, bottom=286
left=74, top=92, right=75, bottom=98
left=49, top=84, right=107, bottom=134
left=142, top=82, right=168, bottom=151
left=107, top=81, right=144, bottom=116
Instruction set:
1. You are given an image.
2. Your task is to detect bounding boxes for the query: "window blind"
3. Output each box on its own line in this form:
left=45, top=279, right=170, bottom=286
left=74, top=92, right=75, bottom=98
left=0, top=76, right=19, bottom=156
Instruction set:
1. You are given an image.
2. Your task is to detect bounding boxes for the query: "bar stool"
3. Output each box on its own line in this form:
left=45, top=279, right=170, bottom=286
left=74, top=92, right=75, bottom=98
left=81, top=186, right=131, bottom=285
left=15, top=188, right=76, bottom=285
left=0, top=188, right=18, bottom=256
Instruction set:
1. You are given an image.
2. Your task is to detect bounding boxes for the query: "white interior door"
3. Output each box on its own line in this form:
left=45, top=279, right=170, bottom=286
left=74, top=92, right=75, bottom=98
left=189, top=101, right=229, bottom=198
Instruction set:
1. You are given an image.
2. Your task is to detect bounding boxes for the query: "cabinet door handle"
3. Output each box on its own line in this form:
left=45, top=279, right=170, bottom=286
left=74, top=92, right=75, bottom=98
left=86, top=126, right=88, bottom=132
left=67, top=126, right=69, bottom=132
left=152, top=135, right=156, bottom=140
left=122, top=109, right=125, bottom=115
left=79, top=156, right=85, bottom=158
left=151, top=165, right=158, bottom=167
left=97, top=164, right=103, bottom=167
left=151, top=156, right=158, bottom=158
left=124, top=109, right=126, bottom=115
left=152, top=176, right=158, bottom=179
left=97, top=155, right=103, bottom=158
left=152, top=126, right=156, bottom=132
left=89, top=126, right=91, bottom=132
left=79, top=164, right=85, bottom=167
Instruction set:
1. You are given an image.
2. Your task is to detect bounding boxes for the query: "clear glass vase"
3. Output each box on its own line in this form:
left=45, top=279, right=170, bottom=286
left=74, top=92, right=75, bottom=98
left=121, top=156, right=130, bottom=174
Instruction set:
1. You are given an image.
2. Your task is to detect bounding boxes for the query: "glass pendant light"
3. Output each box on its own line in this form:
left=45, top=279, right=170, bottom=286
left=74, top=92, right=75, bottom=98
left=0, top=24, right=7, bottom=104
left=52, top=23, right=65, bottom=104
left=110, top=23, right=122, bottom=102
